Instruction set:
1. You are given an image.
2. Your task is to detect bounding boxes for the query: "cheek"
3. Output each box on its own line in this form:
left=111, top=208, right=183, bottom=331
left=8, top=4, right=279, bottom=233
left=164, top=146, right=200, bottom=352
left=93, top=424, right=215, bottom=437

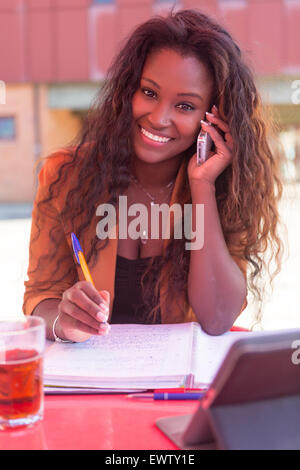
left=179, top=119, right=201, bottom=143
left=131, top=92, right=150, bottom=120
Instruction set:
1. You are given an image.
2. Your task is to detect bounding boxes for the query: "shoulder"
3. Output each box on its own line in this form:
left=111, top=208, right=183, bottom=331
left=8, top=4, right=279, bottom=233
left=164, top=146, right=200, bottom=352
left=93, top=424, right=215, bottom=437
left=38, top=142, right=99, bottom=186
left=38, top=147, right=75, bottom=185
left=36, top=143, right=103, bottom=210
left=36, top=147, right=81, bottom=211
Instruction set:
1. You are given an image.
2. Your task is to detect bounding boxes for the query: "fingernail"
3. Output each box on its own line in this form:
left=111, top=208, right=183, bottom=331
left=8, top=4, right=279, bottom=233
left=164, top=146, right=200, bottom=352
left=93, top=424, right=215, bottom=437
left=97, top=311, right=108, bottom=322
left=100, top=302, right=109, bottom=312
left=201, top=120, right=211, bottom=126
left=99, top=323, right=111, bottom=335
left=205, top=112, right=214, bottom=117
left=212, top=105, right=218, bottom=112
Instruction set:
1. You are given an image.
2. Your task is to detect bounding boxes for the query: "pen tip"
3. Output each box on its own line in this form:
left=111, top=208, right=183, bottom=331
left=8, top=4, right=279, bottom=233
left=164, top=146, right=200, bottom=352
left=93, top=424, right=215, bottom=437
left=71, top=232, right=81, bottom=264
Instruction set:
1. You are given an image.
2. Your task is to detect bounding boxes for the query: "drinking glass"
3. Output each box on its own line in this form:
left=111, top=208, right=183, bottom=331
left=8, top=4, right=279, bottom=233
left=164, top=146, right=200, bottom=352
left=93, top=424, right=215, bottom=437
left=0, top=317, right=45, bottom=429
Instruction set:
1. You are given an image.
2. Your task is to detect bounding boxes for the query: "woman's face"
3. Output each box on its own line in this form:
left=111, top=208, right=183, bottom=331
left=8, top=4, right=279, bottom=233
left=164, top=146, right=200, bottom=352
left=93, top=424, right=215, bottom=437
left=131, top=48, right=214, bottom=165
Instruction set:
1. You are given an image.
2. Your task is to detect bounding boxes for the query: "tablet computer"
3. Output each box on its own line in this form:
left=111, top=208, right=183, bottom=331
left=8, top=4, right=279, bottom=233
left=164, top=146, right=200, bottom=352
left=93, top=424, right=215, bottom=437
left=156, top=329, right=300, bottom=450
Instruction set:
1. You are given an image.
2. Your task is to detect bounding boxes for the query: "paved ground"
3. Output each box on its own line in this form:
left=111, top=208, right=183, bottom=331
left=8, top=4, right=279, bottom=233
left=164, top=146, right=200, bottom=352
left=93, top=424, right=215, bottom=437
left=0, top=184, right=299, bottom=330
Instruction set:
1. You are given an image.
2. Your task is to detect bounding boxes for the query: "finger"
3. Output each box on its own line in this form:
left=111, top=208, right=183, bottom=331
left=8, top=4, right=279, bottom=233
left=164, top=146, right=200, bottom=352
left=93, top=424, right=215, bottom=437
left=65, top=315, right=101, bottom=336
left=99, top=290, right=110, bottom=308
left=205, top=112, right=230, bottom=134
left=98, top=291, right=110, bottom=319
left=200, top=120, right=230, bottom=153
left=64, top=284, right=108, bottom=322
left=212, top=104, right=219, bottom=115
left=62, top=312, right=108, bottom=336
left=59, top=300, right=102, bottom=332
left=98, top=322, right=111, bottom=336
left=224, top=132, right=234, bottom=150
left=210, top=106, right=234, bottom=150
left=76, top=281, right=104, bottom=306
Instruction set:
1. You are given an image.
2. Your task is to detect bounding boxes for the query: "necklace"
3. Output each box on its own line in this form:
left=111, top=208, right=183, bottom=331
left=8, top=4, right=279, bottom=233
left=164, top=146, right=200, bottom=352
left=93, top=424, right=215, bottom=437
left=130, top=174, right=175, bottom=244
left=130, top=175, right=174, bottom=205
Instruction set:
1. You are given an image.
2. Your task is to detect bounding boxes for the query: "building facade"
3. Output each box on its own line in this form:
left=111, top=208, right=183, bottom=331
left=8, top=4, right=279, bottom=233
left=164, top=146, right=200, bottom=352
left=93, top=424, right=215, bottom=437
left=0, top=0, right=300, bottom=201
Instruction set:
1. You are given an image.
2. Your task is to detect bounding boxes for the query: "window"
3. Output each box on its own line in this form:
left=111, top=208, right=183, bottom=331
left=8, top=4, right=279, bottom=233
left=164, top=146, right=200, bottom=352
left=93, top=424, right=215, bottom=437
left=93, top=0, right=114, bottom=4
left=219, top=0, right=248, bottom=6
left=0, top=117, right=16, bottom=140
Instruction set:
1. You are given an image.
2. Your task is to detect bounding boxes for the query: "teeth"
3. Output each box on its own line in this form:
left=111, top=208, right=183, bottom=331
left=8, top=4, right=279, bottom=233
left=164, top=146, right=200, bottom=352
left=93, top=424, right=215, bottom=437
left=140, top=127, right=171, bottom=143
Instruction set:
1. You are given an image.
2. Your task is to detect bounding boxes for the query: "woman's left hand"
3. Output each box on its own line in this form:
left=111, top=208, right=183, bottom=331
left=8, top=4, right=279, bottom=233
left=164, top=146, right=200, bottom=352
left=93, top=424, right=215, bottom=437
left=188, top=106, right=234, bottom=187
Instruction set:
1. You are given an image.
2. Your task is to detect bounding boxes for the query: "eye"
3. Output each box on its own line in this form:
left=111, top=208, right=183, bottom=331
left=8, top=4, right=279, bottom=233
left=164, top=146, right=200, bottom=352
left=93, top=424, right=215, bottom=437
left=177, top=103, right=195, bottom=112
left=140, top=87, right=195, bottom=112
left=141, top=88, right=156, bottom=98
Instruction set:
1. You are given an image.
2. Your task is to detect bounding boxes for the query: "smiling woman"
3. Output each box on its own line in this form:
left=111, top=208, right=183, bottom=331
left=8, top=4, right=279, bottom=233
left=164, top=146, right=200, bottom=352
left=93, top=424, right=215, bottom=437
left=23, top=9, right=283, bottom=342
left=131, top=49, right=213, bottom=167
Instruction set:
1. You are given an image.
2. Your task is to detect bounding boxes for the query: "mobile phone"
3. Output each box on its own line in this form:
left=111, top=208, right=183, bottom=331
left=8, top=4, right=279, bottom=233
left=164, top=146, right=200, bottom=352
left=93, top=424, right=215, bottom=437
left=197, top=128, right=213, bottom=166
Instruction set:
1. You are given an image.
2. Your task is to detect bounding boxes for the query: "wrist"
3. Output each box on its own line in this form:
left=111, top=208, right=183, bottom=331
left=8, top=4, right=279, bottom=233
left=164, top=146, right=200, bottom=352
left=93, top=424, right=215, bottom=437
left=52, top=314, right=74, bottom=343
left=190, top=178, right=216, bottom=200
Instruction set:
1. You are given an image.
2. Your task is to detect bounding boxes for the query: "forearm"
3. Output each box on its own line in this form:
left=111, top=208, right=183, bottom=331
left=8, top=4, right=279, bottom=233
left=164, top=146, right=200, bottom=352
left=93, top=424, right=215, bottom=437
left=188, top=182, right=247, bottom=335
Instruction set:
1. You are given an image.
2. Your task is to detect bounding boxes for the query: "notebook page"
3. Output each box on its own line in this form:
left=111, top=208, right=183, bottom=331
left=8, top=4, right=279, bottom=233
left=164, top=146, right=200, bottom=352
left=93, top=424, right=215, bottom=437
left=190, top=325, right=250, bottom=385
left=44, top=323, right=194, bottom=383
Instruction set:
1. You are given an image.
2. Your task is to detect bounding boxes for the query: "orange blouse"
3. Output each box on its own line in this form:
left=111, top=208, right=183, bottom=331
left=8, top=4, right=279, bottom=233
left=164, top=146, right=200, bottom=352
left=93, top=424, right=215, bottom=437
left=23, top=149, right=247, bottom=322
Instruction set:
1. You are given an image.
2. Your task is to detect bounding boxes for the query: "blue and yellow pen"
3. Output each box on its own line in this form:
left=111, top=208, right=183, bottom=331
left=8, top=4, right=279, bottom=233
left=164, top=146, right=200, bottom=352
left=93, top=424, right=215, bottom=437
left=71, top=232, right=109, bottom=330
left=127, top=391, right=206, bottom=400
left=71, top=232, right=95, bottom=286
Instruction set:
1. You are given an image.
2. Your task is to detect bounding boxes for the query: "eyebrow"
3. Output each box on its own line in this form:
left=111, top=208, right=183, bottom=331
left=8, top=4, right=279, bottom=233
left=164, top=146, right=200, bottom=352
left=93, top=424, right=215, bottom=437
left=142, top=77, right=204, bottom=103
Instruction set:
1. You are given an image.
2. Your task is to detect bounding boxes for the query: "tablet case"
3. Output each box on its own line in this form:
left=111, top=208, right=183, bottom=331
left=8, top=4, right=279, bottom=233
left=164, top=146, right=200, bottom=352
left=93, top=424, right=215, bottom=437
left=156, top=329, right=300, bottom=450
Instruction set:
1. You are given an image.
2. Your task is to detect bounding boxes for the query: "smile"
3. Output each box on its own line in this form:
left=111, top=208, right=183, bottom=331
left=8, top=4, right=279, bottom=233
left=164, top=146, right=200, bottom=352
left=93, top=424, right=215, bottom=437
left=139, top=126, right=172, bottom=143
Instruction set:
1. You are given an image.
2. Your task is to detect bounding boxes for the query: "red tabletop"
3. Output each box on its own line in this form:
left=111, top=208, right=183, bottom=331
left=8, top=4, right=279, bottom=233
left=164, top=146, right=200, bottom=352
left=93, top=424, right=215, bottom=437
left=0, top=394, right=199, bottom=450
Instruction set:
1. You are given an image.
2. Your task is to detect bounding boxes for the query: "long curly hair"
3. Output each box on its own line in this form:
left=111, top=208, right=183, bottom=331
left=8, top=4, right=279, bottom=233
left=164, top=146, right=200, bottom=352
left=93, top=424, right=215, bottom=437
left=29, top=9, right=283, bottom=326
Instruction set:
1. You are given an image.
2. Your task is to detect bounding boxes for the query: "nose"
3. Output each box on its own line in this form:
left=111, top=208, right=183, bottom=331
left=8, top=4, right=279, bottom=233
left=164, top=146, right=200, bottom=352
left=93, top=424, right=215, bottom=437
left=148, top=102, right=172, bottom=128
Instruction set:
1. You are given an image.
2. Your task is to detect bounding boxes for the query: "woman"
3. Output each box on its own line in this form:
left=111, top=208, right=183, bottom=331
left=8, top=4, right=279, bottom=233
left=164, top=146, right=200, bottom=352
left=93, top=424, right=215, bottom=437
left=23, top=9, right=283, bottom=342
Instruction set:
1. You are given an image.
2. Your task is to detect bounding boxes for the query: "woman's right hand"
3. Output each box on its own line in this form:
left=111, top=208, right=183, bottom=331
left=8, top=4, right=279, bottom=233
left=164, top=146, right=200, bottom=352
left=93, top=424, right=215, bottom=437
left=54, top=281, right=111, bottom=342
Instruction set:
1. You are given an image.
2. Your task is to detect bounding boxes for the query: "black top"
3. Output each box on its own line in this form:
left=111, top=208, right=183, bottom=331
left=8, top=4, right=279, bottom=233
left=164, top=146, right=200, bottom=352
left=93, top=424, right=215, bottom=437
left=110, top=255, right=162, bottom=324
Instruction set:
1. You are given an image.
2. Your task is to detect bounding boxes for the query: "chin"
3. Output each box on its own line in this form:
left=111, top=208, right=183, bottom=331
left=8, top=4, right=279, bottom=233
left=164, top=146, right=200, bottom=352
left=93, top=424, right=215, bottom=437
left=133, top=146, right=168, bottom=164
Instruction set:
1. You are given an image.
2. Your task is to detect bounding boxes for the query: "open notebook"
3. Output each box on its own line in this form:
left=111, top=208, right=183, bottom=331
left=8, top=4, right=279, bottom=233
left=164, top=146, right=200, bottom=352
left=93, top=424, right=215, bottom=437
left=44, top=322, right=251, bottom=392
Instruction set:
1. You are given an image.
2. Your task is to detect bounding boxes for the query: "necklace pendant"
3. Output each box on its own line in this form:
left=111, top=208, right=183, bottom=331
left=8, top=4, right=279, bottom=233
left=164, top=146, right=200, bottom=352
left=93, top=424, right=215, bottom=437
left=150, top=200, right=155, bottom=206
left=141, top=230, right=148, bottom=245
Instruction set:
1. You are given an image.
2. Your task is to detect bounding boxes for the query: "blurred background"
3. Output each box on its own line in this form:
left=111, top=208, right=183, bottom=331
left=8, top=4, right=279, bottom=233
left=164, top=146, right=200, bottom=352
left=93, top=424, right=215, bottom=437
left=0, top=0, right=299, bottom=328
